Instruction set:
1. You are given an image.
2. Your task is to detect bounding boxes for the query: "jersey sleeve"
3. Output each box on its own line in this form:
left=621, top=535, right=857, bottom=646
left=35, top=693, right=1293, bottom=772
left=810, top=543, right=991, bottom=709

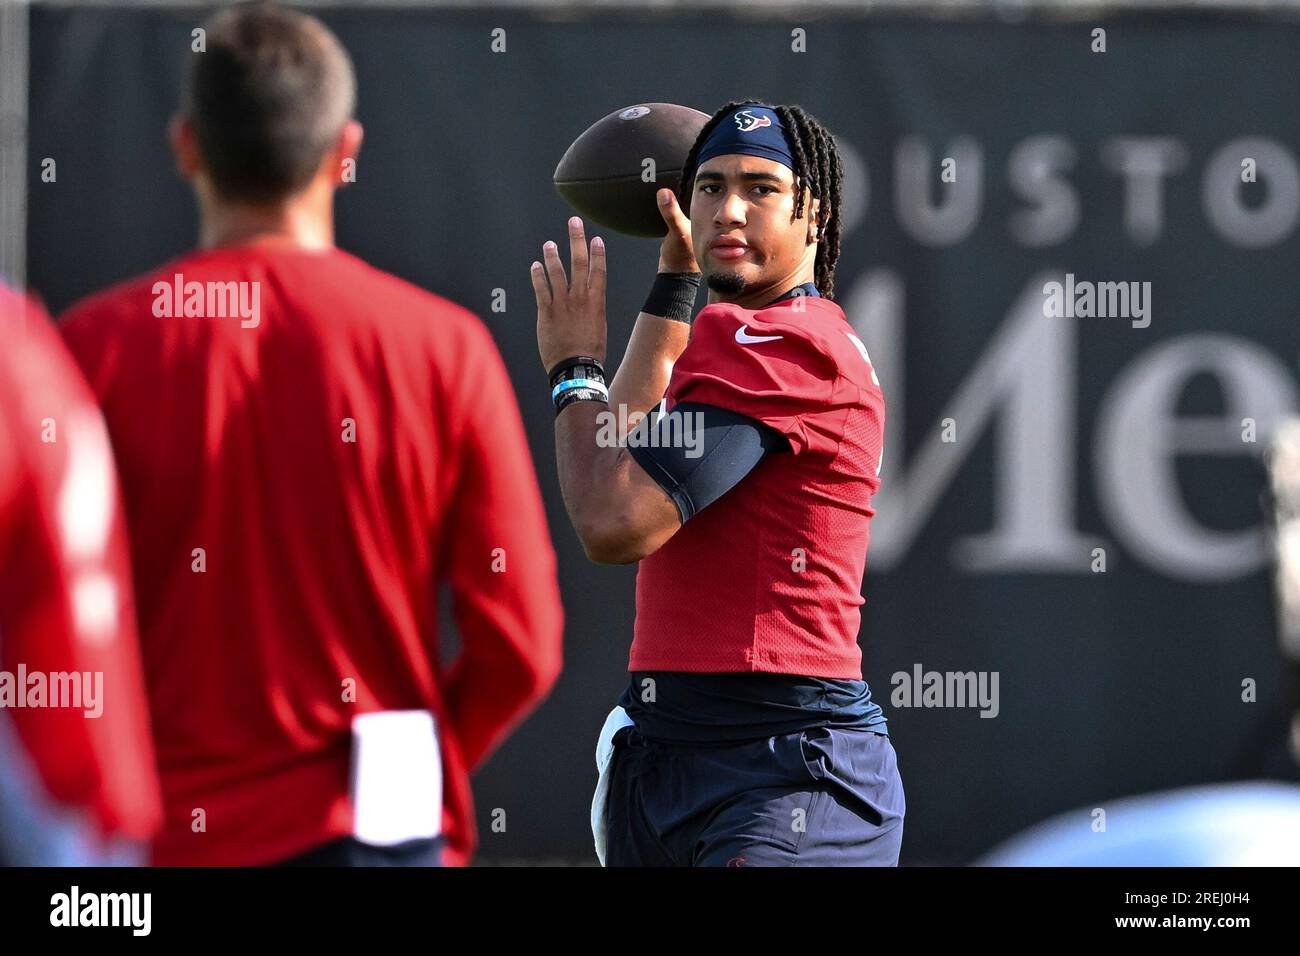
left=664, top=301, right=851, bottom=457
left=435, top=312, right=564, bottom=773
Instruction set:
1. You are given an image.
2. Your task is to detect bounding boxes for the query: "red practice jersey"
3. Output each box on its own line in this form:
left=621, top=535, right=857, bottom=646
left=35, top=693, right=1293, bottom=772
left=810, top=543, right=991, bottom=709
left=0, top=287, right=161, bottom=844
left=631, top=295, right=885, bottom=679
left=60, top=245, right=563, bottom=866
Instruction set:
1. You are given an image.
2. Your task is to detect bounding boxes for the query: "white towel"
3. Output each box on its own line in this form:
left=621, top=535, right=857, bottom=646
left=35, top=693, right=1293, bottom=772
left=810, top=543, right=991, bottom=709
left=591, top=705, right=635, bottom=866
left=349, top=710, right=442, bottom=846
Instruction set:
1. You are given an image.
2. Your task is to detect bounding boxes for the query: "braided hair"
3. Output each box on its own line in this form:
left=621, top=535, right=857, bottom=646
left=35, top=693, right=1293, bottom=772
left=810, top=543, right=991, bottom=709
left=676, top=99, right=845, bottom=301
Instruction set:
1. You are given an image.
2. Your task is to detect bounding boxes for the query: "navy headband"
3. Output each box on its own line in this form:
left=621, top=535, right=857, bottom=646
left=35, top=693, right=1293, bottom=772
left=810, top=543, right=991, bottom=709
left=696, top=105, right=794, bottom=172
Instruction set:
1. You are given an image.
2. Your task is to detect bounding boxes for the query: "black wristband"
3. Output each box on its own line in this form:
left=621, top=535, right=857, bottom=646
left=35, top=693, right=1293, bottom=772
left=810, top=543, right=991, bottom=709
left=641, top=272, right=702, bottom=324
left=554, top=383, right=609, bottom=416
left=551, top=362, right=606, bottom=393
left=548, top=355, right=605, bottom=389
left=549, top=355, right=608, bottom=416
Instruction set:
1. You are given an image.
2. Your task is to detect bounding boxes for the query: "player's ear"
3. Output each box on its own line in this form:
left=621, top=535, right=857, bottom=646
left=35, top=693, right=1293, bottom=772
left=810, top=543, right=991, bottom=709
left=333, top=119, right=364, bottom=188
left=807, top=196, right=825, bottom=244
left=167, top=114, right=202, bottom=180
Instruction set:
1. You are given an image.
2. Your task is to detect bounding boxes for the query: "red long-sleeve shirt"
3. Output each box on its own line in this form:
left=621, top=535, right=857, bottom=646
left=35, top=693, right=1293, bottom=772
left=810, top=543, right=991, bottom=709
left=0, top=286, right=162, bottom=845
left=60, top=245, right=563, bottom=866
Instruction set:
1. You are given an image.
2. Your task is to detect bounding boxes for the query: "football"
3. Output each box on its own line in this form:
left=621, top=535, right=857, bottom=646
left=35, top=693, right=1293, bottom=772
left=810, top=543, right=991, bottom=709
left=553, top=103, right=710, bottom=238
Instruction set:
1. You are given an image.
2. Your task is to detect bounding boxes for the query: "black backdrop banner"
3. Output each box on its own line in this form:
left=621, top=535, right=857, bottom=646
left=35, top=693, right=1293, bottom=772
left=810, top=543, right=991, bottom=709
left=26, top=8, right=1300, bottom=863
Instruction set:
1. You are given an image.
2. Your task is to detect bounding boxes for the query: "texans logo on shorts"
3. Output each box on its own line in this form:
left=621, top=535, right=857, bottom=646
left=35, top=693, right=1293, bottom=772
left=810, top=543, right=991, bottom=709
left=734, top=110, right=773, bottom=132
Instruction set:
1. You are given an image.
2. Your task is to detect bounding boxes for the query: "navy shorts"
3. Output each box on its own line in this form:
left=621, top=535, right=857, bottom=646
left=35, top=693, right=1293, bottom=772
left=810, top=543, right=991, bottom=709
left=603, top=724, right=905, bottom=866
left=275, top=836, right=445, bottom=867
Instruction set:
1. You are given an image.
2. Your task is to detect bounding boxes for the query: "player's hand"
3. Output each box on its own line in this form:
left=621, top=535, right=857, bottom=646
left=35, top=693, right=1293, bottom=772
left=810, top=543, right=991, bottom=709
left=656, top=188, right=699, bottom=274
left=532, top=216, right=607, bottom=374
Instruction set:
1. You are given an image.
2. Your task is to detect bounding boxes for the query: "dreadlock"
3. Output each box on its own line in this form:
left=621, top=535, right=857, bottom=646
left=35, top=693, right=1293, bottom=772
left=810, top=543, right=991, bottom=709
left=676, top=99, right=845, bottom=301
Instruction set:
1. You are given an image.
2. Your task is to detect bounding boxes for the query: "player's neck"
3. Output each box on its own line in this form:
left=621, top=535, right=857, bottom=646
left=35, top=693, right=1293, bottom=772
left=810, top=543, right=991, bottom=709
left=198, top=187, right=336, bottom=252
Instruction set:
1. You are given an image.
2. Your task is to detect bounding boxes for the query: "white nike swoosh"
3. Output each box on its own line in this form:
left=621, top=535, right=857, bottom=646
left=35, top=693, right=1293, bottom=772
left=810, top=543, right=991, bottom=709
left=735, top=325, right=784, bottom=345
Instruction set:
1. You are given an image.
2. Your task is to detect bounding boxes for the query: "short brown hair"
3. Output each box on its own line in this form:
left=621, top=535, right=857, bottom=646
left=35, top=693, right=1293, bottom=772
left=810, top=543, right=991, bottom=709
left=182, top=2, right=355, bottom=204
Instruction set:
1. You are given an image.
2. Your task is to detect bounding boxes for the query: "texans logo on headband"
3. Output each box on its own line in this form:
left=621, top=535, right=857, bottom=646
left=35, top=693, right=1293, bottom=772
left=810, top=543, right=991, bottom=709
left=697, top=105, right=795, bottom=172
left=734, top=110, right=773, bottom=133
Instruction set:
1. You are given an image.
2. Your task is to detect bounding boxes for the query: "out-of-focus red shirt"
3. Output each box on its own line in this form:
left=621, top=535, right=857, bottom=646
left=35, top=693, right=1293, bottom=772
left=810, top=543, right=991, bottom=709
left=60, top=246, right=563, bottom=866
left=0, top=286, right=162, bottom=844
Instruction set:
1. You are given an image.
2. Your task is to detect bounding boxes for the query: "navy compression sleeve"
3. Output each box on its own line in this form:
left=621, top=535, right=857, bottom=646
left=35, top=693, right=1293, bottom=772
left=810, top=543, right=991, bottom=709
left=627, top=402, right=788, bottom=522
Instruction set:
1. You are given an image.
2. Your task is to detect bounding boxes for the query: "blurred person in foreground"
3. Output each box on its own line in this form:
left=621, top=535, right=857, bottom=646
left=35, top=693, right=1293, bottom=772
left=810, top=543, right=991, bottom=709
left=0, top=286, right=161, bottom=864
left=60, top=3, right=562, bottom=866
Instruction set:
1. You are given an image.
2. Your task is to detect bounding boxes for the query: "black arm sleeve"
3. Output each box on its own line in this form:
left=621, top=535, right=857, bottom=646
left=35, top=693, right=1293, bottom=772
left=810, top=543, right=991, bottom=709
left=627, top=402, right=788, bottom=523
